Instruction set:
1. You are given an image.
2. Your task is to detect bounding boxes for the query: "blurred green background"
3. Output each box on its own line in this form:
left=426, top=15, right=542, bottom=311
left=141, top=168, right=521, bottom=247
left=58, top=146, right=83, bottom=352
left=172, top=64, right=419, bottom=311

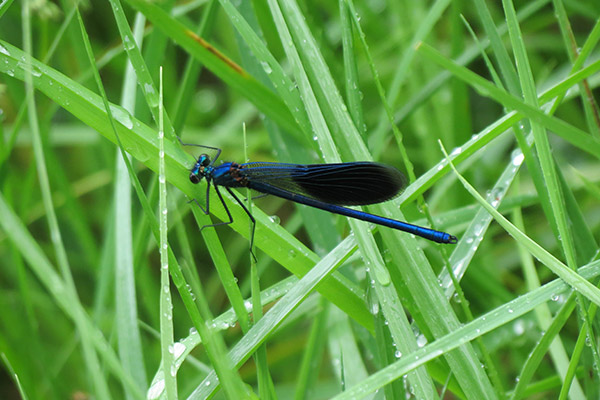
left=1, top=0, right=599, bottom=399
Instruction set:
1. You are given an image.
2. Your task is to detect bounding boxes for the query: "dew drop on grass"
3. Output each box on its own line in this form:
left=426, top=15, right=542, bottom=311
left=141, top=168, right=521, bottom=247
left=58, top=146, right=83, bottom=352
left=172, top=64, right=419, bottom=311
left=260, top=61, right=272, bottom=74
left=147, top=379, right=165, bottom=399
left=0, top=43, right=10, bottom=55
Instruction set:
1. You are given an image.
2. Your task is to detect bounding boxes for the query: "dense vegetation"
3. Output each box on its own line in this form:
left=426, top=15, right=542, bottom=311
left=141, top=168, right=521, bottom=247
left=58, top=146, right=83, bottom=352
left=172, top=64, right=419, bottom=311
left=1, top=0, right=599, bottom=399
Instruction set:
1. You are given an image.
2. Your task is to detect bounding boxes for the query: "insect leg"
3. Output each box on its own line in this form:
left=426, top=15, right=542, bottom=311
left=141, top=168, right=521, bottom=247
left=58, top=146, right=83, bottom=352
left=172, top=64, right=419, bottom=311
left=190, top=182, right=235, bottom=235
left=225, top=186, right=257, bottom=262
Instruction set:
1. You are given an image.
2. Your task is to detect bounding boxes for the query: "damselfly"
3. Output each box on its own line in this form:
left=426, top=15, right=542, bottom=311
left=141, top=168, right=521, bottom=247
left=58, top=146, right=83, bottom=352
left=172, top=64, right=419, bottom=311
left=185, top=144, right=457, bottom=248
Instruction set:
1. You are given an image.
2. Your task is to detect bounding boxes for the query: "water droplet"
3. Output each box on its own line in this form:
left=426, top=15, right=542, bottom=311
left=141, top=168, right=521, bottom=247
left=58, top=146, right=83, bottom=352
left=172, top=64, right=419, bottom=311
left=144, top=82, right=158, bottom=102
left=147, top=379, right=165, bottom=399
left=513, top=319, right=525, bottom=335
left=370, top=302, right=379, bottom=315
left=173, top=342, right=186, bottom=358
left=473, top=223, right=484, bottom=236
left=450, top=146, right=462, bottom=156
left=112, top=107, right=134, bottom=129
left=123, top=35, right=136, bottom=50
left=511, top=151, right=524, bottom=166
left=260, top=61, right=272, bottom=74
left=0, top=43, right=10, bottom=56
left=17, top=61, right=42, bottom=77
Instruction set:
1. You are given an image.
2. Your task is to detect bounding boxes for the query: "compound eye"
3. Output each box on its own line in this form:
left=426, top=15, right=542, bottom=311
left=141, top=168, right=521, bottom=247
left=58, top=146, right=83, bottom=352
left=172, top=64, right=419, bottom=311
left=200, top=154, right=211, bottom=167
left=189, top=173, right=201, bottom=184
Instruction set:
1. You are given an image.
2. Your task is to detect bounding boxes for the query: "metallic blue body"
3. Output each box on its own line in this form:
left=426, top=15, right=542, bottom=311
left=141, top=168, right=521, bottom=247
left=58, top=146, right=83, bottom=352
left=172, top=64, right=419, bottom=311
left=248, top=179, right=455, bottom=244
left=188, top=153, right=457, bottom=244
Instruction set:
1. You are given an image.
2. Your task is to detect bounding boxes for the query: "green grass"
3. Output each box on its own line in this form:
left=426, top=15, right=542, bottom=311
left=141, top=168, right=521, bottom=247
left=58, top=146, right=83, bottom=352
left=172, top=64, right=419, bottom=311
left=1, top=0, right=600, bottom=399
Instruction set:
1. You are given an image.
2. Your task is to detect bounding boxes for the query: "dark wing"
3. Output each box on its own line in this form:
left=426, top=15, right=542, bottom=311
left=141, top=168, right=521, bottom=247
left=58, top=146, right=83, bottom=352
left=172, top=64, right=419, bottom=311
left=239, top=162, right=407, bottom=206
